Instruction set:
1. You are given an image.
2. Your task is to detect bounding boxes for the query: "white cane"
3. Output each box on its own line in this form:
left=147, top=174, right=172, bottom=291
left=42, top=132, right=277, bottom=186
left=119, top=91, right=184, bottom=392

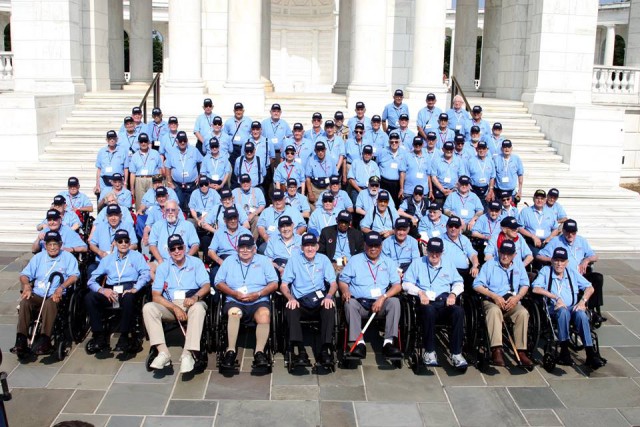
left=30, top=276, right=55, bottom=346
left=349, top=311, right=377, bottom=353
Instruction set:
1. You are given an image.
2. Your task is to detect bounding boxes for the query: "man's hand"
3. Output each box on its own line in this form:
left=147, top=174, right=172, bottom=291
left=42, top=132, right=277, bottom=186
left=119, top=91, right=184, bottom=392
left=101, top=288, right=117, bottom=302
left=173, top=305, right=188, bottom=322
left=418, top=291, right=429, bottom=305
left=554, top=297, right=567, bottom=311
left=533, top=236, right=542, bottom=248
left=504, top=294, right=519, bottom=312
left=322, top=297, right=335, bottom=309
left=446, top=293, right=456, bottom=306
left=52, top=287, right=64, bottom=303
left=183, top=296, right=197, bottom=308
left=94, top=184, right=100, bottom=194
left=341, top=289, right=351, bottom=303
left=573, top=299, right=587, bottom=312
left=492, top=294, right=506, bottom=310
left=372, top=296, right=386, bottom=313
left=578, top=260, right=589, bottom=275
left=21, top=287, right=32, bottom=300
left=470, top=265, right=479, bottom=278
left=286, top=298, right=300, bottom=310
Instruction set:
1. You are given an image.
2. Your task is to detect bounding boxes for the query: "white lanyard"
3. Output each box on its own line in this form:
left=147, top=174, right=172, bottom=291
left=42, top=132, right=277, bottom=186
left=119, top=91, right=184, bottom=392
left=476, top=157, right=488, bottom=177
left=502, top=157, right=511, bottom=173
left=115, top=255, right=129, bottom=284
left=322, top=211, right=333, bottom=227
left=534, top=209, right=545, bottom=227
left=413, top=154, right=424, bottom=169
left=283, top=238, right=296, bottom=256
left=41, top=259, right=60, bottom=281
left=171, top=264, right=186, bottom=288
left=306, top=259, right=316, bottom=284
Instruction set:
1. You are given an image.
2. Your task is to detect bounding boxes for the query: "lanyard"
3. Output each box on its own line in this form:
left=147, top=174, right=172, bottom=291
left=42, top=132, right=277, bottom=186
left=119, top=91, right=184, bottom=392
left=153, top=124, right=161, bottom=140
left=271, top=121, right=280, bottom=135
left=244, top=159, right=254, bottom=174
left=363, top=161, right=373, bottom=177
left=458, top=192, right=468, bottom=208
left=413, top=154, right=424, bottom=169
left=533, top=208, right=545, bottom=227
left=179, top=150, right=188, bottom=183
left=374, top=208, right=390, bottom=229
left=200, top=191, right=210, bottom=211
left=448, top=235, right=465, bottom=253
left=326, top=138, right=335, bottom=153
left=206, top=114, right=213, bottom=128
left=210, top=157, right=220, bottom=173
left=475, top=157, right=488, bottom=178
left=439, top=130, right=448, bottom=146
left=305, top=259, right=316, bottom=284
left=171, top=263, right=186, bottom=288
left=115, top=255, right=129, bottom=284
left=240, top=260, right=252, bottom=283
left=501, top=266, right=514, bottom=292
left=282, top=238, right=296, bottom=256
left=426, top=263, right=442, bottom=287
left=337, top=232, right=348, bottom=254
left=367, top=259, right=380, bottom=285
left=166, top=220, right=179, bottom=237
left=502, top=157, right=511, bottom=173
left=488, top=218, right=497, bottom=236
left=322, top=210, right=333, bottom=227
left=226, top=231, right=239, bottom=250
left=284, top=163, right=296, bottom=179
left=393, top=239, right=405, bottom=261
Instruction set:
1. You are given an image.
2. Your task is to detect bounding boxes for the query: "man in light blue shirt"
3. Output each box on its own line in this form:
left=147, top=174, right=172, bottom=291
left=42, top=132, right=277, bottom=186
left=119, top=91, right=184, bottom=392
left=402, top=237, right=467, bottom=369
left=59, top=177, right=93, bottom=215
left=15, top=231, right=79, bottom=357
left=381, top=218, right=419, bottom=271
left=338, top=231, right=403, bottom=359
left=464, top=105, right=492, bottom=142
left=257, top=190, right=306, bottom=244
left=98, top=173, right=132, bottom=211
left=442, top=216, right=479, bottom=289
left=280, top=233, right=338, bottom=365
left=418, top=202, right=449, bottom=239
left=435, top=113, right=456, bottom=150
left=316, top=176, right=353, bottom=213
left=85, top=229, right=150, bottom=354
left=377, top=131, right=407, bottom=207
left=416, top=93, right=443, bottom=141
left=223, top=102, right=253, bottom=167
left=233, top=175, right=266, bottom=238
left=369, top=115, right=389, bottom=155
left=486, top=122, right=504, bottom=158
left=446, top=95, right=471, bottom=134
left=471, top=201, right=503, bottom=244
left=95, top=130, right=129, bottom=194
left=518, top=189, right=559, bottom=257
left=306, top=141, right=338, bottom=208
left=347, top=101, right=372, bottom=139
left=148, top=200, right=200, bottom=263
left=247, top=121, right=275, bottom=177
left=89, top=204, right=138, bottom=273
left=274, top=145, right=306, bottom=192
left=215, top=234, right=279, bottom=369
left=129, top=133, right=163, bottom=211
left=473, top=239, right=532, bottom=367
left=285, top=178, right=311, bottom=219
left=483, top=216, right=533, bottom=268
left=545, top=188, right=568, bottom=224
left=532, top=247, right=605, bottom=370
left=308, top=193, right=339, bottom=236
left=355, top=176, right=382, bottom=216
left=443, top=175, right=484, bottom=231
left=382, top=89, right=409, bottom=133
left=165, top=131, right=203, bottom=212
left=494, top=140, right=524, bottom=202
left=145, top=108, right=168, bottom=145
left=397, top=114, right=417, bottom=152
left=207, top=207, right=252, bottom=283
left=261, top=103, right=292, bottom=152
left=402, top=137, right=431, bottom=199
left=158, top=116, right=180, bottom=157
left=304, top=112, right=326, bottom=144
left=319, top=120, right=346, bottom=173
left=348, top=145, right=381, bottom=203
left=200, top=138, right=232, bottom=190
left=234, top=142, right=266, bottom=187
left=467, top=140, right=496, bottom=207
left=32, top=209, right=87, bottom=255
left=193, top=98, right=219, bottom=147
left=360, top=190, right=398, bottom=238
left=430, top=141, right=466, bottom=203
left=118, top=116, right=142, bottom=154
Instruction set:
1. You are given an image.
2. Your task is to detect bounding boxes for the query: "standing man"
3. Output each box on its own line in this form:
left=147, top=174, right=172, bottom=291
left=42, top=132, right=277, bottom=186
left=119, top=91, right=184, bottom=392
left=306, top=141, right=338, bottom=209
left=223, top=102, right=253, bottom=175
left=377, top=131, right=407, bottom=207
left=445, top=95, right=471, bottom=134
left=146, top=108, right=168, bottom=148
left=382, top=89, right=409, bottom=133
left=416, top=93, right=443, bottom=141
left=518, top=190, right=560, bottom=258
left=194, top=98, right=218, bottom=149
left=494, top=140, right=524, bottom=204
left=165, top=131, right=203, bottom=213
left=129, top=133, right=163, bottom=211
left=261, top=103, right=293, bottom=154
left=347, top=101, right=372, bottom=139
left=467, top=140, right=496, bottom=207
left=95, top=130, right=129, bottom=196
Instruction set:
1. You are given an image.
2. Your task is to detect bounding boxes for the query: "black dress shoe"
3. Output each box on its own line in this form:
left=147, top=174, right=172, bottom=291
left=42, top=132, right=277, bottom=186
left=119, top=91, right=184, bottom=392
left=86, top=334, right=109, bottom=354
left=295, top=349, right=310, bottom=365
left=320, top=345, right=334, bottom=365
left=33, top=335, right=52, bottom=355
left=383, top=343, right=402, bottom=358
left=114, top=335, right=130, bottom=352
left=222, top=350, right=236, bottom=368
left=253, top=351, right=269, bottom=368
left=350, top=343, right=366, bottom=359
left=11, top=333, right=28, bottom=355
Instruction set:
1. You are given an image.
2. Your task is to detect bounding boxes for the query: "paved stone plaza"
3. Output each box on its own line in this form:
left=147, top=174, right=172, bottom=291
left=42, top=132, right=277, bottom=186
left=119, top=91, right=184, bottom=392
left=2, top=252, right=640, bottom=427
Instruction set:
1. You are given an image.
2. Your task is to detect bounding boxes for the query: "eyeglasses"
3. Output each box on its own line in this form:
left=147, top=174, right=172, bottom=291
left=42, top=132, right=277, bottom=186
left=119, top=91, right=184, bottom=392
left=447, top=224, right=461, bottom=229
left=312, top=119, right=321, bottom=122
left=354, top=131, right=364, bottom=134
left=170, top=245, right=185, bottom=252
left=390, top=140, right=399, bottom=144
left=116, top=239, right=130, bottom=244
left=165, top=208, right=179, bottom=213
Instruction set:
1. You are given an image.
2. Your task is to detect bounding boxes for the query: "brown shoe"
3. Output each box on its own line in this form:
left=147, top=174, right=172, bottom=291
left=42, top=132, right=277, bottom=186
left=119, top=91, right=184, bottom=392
left=518, top=351, right=533, bottom=368
left=491, top=347, right=505, bottom=366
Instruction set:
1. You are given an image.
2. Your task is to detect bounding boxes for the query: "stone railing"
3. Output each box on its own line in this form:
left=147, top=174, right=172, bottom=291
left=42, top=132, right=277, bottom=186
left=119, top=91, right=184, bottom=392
left=592, top=65, right=640, bottom=104
left=0, top=52, right=13, bottom=91
left=443, top=79, right=481, bottom=91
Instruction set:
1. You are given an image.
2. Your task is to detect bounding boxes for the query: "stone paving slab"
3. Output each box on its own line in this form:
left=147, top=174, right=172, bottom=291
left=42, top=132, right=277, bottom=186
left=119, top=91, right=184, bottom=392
left=354, top=402, right=424, bottom=427
left=508, top=386, right=565, bottom=409
left=447, top=387, right=526, bottom=427
left=320, top=401, right=357, bottom=427
left=521, top=409, right=563, bottom=426
left=96, top=383, right=174, bottom=415
left=165, top=399, right=218, bottom=416
left=549, top=377, right=640, bottom=408
left=555, top=408, right=630, bottom=427
left=62, top=389, right=106, bottom=413
left=215, top=400, right=320, bottom=426
left=6, top=388, right=74, bottom=427
left=204, top=371, right=271, bottom=400
left=106, top=415, right=145, bottom=427
left=143, top=416, right=215, bottom=427
left=417, top=402, right=459, bottom=426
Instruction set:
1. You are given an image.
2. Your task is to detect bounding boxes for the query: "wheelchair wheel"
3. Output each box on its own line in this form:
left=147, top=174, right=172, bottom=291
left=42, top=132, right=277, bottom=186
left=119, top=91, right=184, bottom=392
left=146, top=346, right=159, bottom=372
left=204, top=295, right=216, bottom=353
left=68, top=288, right=89, bottom=344
left=569, top=330, right=584, bottom=351
left=56, top=339, right=68, bottom=361
left=522, top=297, right=541, bottom=357
left=542, top=352, right=556, bottom=373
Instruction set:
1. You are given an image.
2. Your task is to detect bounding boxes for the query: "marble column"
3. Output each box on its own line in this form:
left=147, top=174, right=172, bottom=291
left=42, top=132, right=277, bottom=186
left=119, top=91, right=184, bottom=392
left=406, top=0, right=447, bottom=103
left=261, top=0, right=273, bottom=91
left=452, top=0, right=479, bottom=92
left=603, top=25, right=616, bottom=66
left=83, top=0, right=110, bottom=92
left=128, top=0, right=153, bottom=84
left=346, top=0, right=388, bottom=111
left=479, top=0, right=501, bottom=97
left=225, top=0, right=264, bottom=111
left=108, top=0, right=125, bottom=89
left=627, top=0, right=640, bottom=67
left=333, top=0, right=352, bottom=94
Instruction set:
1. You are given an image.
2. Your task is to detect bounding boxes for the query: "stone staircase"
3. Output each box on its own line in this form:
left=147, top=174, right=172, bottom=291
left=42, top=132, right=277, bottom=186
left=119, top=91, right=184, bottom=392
left=0, top=91, right=638, bottom=252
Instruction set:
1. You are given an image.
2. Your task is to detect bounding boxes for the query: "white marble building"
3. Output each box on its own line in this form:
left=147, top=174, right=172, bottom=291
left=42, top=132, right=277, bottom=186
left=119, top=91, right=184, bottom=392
left=0, top=0, right=639, bottom=181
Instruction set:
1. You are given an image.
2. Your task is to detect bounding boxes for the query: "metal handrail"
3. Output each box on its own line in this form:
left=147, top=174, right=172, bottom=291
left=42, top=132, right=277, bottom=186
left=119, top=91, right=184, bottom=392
left=449, top=76, right=471, bottom=112
left=139, top=73, right=161, bottom=123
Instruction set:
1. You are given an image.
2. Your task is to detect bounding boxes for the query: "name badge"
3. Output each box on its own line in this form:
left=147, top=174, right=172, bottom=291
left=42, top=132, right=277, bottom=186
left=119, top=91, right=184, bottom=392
left=456, top=125, right=462, bottom=130
left=370, top=288, right=382, bottom=298
left=390, top=163, right=398, bottom=169
left=249, top=207, right=256, bottom=213
left=479, top=178, right=487, bottom=184
left=105, top=166, right=113, bottom=173
left=268, top=225, right=276, bottom=232
left=444, top=177, right=451, bottom=183
left=535, top=229, right=545, bottom=237
left=173, top=290, right=186, bottom=300
left=336, top=257, right=343, bottom=266
left=113, top=285, right=124, bottom=294
left=234, top=136, right=241, bottom=142
left=295, top=158, right=302, bottom=164
left=373, top=147, right=377, bottom=153
left=272, top=138, right=279, bottom=144
left=182, top=171, right=190, bottom=177
left=460, top=209, right=469, bottom=217
left=426, top=290, right=436, bottom=301
left=238, top=286, right=248, bottom=295
left=431, top=230, right=441, bottom=237
left=416, top=172, right=424, bottom=179
left=501, top=176, right=510, bottom=183
left=36, top=281, right=47, bottom=290
left=315, top=290, right=324, bottom=299
left=325, top=178, right=330, bottom=184
left=153, top=141, right=160, bottom=147
left=425, top=124, right=432, bottom=129
left=140, top=169, right=148, bottom=176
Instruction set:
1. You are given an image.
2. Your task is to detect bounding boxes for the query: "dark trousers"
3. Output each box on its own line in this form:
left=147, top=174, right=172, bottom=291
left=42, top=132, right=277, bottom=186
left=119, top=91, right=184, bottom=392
left=229, top=145, right=243, bottom=188
left=585, top=271, right=604, bottom=309
left=457, top=268, right=474, bottom=294
left=286, top=304, right=335, bottom=345
left=17, top=294, right=58, bottom=337
left=174, top=183, right=196, bottom=213
left=417, top=300, right=464, bottom=354
left=380, top=177, right=401, bottom=207
left=85, top=290, right=137, bottom=334
left=471, top=185, right=489, bottom=211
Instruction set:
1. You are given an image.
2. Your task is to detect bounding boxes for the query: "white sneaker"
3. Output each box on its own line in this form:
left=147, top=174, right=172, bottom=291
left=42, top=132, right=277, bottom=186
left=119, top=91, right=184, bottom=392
left=180, top=353, right=195, bottom=373
left=422, top=351, right=438, bottom=366
left=150, top=351, right=171, bottom=370
left=451, top=353, right=468, bottom=370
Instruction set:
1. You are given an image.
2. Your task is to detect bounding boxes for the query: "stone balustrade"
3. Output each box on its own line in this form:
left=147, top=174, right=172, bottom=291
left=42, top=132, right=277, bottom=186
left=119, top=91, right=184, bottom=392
left=0, top=52, right=13, bottom=91
left=592, top=65, right=640, bottom=104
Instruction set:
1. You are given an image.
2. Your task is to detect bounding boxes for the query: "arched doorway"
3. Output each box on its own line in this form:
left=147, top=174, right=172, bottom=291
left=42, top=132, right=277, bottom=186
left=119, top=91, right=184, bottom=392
left=3, top=23, right=10, bottom=51
left=614, top=34, right=625, bottom=66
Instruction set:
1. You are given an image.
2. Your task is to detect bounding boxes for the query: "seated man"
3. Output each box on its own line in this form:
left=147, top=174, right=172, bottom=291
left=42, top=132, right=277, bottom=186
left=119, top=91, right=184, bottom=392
left=232, top=174, right=266, bottom=238
left=284, top=178, right=311, bottom=219
left=485, top=216, right=534, bottom=269
left=215, top=234, right=279, bottom=369
left=536, top=219, right=605, bottom=323
left=443, top=175, right=484, bottom=232
left=207, top=207, right=251, bottom=283
left=518, top=189, right=559, bottom=258
left=402, top=237, right=467, bottom=369
left=12, top=231, right=79, bottom=356
left=355, top=176, right=382, bottom=217
left=498, top=189, right=518, bottom=219
left=88, top=204, right=138, bottom=276
left=37, top=196, right=81, bottom=232
left=59, top=176, right=93, bottom=215
left=338, top=231, right=403, bottom=359
left=264, top=215, right=303, bottom=276
left=93, top=191, right=134, bottom=227
left=532, top=247, right=605, bottom=369
left=398, top=185, right=429, bottom=236
left=256, top=189, right=306, bottom=246
left=143, top=234, right=211, bottom=373
left=316, top=175, right=353, bottom=213
left=85, top=229, right=150, bottom=354
left=442, top=216, right=479, bottom=288
left=280, top=233, right=338, bottom=365
left=308, top=193, right=339, bottom=236
left=32, top=209, right=87, bottom=255
left=98, top=173, right=132, bottom=211
left=348, top=145, right=381, bottom=204
left=471, top=200, right=503, bottom=244
left=473, top=240, right=533, bottom=367
left=381, top=218, right=420, bottom=272
left=274, top=145, right=306, bottom=193
left=188, top=176, right=221, bottom=255
left=360, top=190, right=397, bottom=238
left=318, top=210, right=364, bottom=275
left=203, top=188, right=250, bottom=233
left=148, top=200, right=199, bottom=264
left=545, top=188, right=567, bottom=225
left=138, top=175, right=179, bottom=216
left=417, top=202, right=449, bottom=239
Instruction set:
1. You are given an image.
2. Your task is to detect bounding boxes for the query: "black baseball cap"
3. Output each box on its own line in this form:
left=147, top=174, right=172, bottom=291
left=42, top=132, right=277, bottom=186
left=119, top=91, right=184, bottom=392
left=377, top=190, right=390, bottom=201
left=220, top=189, right=233, bottom=199
left=223, top=207, right=240, bottom=219
left=315, top=141, right=326, bottom=151
left=278, top=215, right=293, bottom=227
left=364, top=231, right=382, bottom=246
left=123, top=116, right=134, bottom=123
left=301, top=233, right=318, bottom=246
left=395, top=218, right=410, bottom=229
left=438, top=113, right=449, bottom=121
left=155, top=186, right=168, bottom=197
left=176, top=131, right=188, bottom=142
left=212, top=116, right=223, bottom=125
left=447, top=216, right=462, bottom=228
left=412, top=136, right=424, bottom=146
left=394, top=89, right=404, bottom=97
left=293, top=123, right=304, bottom=131
left=414, top=185, right=424, bottom=195
left=114, top=229, right=130, bottom=241
left=237, top=234, right=255, bottom=247
left=239, top=173, right=252, bottom=183
left=334, top=111, right=344, bottom=120
left=167, top=234, right=185, bottom=249
left=168, top=116, right=179, bottom=124
left=46, top=209, right=61, bottom=220
left=106, top=130, right=117, bottom=139
left=209, top=137, right=220, bottom=148
left=337, top=210, right=352, bottom=223
left=271, top=190, right=285, bottom=201
left=251, top=121, right=261, bottom=129
left=138, top=133, right=150, bottom=143
left=322, top=192, right=334, bottom=203
left=454, top=134, right=465, bottom=144
left=493, top=122, right=503, bottom=130
left=199, top=177, right=210, bottom=187
left=110, top=173, right=124, bottom=181
left=233, top=102, right=244, bottom=110
left=53, top=195, right=66, bottom=206
left=502, top=140, right=513, bottom=148
left=152, top=108, right=162, bottom=116
left=426, top=93, right=436, bottom=100
left=369, top=176, right=380, bottom=186
left=67, top=177, right=79, bottom=187
left=472, top=105, right=482, bottom=113
left=548, top=188, right=560, bottom=198
left=371, top=115, right=382, bottom=122
left=286, top=178, right=298, bottom=187
left=389, top=131, right=400, bottom=140
left=477, top=141, right=488, bottom=149
left=458, top=175, right=471, bottom=185
left=552, top=247, right=569, bottom=260
left=106, top=204, right=122, bottom=215
left=427, top=237, right=444, bottom=253
left=563, top=219, right=578, bottom=233
left=488, top=201, right=501, bottom=211
left=534, top=189, right=547, bottom=198
left=203, top=98, right=213, bottom=107
left=132, top=107, right=142, bottom=115
left=324, top=120, right=335, bottom=128
left=312, top=112, right=322, bottom=120
left=244, top=141, right=255, bottom=152
left=426, top=132, right=437, bottom=141
left=362, top=145, right=373, bottom=155
left=428, top=202, right=442, bottom=211
left=44, top=231, right=62, bottom=243
left=399, top=113, right=409, bottom=121
left=470, top=125, right=480, bottom=134
left=443, top=141, right=454, bottom=151
left=355, top=101, right=365, bottom=109
left=329, top=176, right=340, bottom=185
left=500, top=216, right=520, bottom=230
left=499, top=240, right=516, bottom=255
left=354, top=123, right=365, bottom=130
left=271, top=103, right=281, bottom=110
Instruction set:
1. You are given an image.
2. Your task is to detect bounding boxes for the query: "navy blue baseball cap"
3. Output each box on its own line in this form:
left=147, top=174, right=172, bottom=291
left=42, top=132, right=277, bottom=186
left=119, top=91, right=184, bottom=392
left=427, top=237, right=444, bottom=253
left=364, top=231, right=382, bottom=246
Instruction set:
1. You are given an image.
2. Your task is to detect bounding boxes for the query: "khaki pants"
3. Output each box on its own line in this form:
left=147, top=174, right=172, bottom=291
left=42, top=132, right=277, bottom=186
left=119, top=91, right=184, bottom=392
left=17, top=294, right=58, bottom=337
left=143, top=301, right=207, bottom=352
left=308, top=183, right=326, bottom=214
left=249, top=215, right=259, bottom=240
left=482, top=300, right=528, bottom=350
left=134, top=176, right=153, bottom=211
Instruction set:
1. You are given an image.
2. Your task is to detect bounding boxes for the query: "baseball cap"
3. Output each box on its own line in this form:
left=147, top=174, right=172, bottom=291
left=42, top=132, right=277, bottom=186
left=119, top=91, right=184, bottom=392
left=53, top=195, right=66, bottom=206
left=552, top=247, right=569, bottom=260
left=499, top=240, right=516, bottom=255
left=176, top=131, right=188, bottom=142
left=399, top=113, right=409, bottom=121
left=212, top=116, right=223, bottom=125
left=237, top=234, right=255, bottom=247
left=458, top=175, right=471, bottom=186
left=389, top=131, right=400, bottom=140
left=168, top=116, right=179, bottom=124
left=447, top=216, right=462, bottom=228
left=414, top=185, right=424, bottom=195
left=46, top=209, right=61, bottom=220
left=426, top=132, right=437, bottom=141
left=220, top=189, right=233, bottom=199
left=369, top=176, right=380, bottom=186
left=114, top=229, right=130, bottom=241
left=454, top=134, right=465, bottom=144
left=364, top=231, right=382, bottom=246
left=293, top=122, right=304, bottom=131
left=203, top=98, right=213, bottom=107
left=493, top=122, right=503, bottom=130
left=534, top=189, right=547, bottom=198
left=394, top=89, right=404, bottom=97
left=322, top=192, right=334, bottom=203
left=138, top=133, right=149, bottom=143
left=67, top=177, right=79, bottom=187
left=271, top=190, right=285, bottom=201
left=199, top=177, right=210, bottom=187
left=443, top=141, right=454, bottom=151
left=315, top=141, right=326, bottom=151
left=334, top=111, right=344, bottom=120
left=301, top=233, right=318, bottom=246
left=271, top=103, right=281, bottom=110
left=167, top=234, right=185, bottom=249
left=278, top=215, right=293, bottom=227
left=362, top=145, right=373, bottom=155
left=250, top=121, right=261, bottom=129
left=233, top=102, right=244, bottom=110
left=106, top=130, right=117, bottom=139
left=500, top=216, right=520, bottom=230
left=355, top=101, right=365, bottom=109
left=324, top=120, right=335, bottom=128
left=502, top=140, right=513, bottom=148
left=312, top=112, right=322, bottom=120
left=286, top=178, right=298, bottom=187
left=427, top=237, right=444, bottom=253
left=110, top=173, right=124, bottom=181
left=548, top=188, right=560, bottom=198
left=428, top=202, right=442, bottom=211
left=244, top=141, right=255, bottom=152
left=413, top=136, right=424, bottom=146
left=223, top=207, right=240, bottom=219
left=44, top=231, right=62, bottom=243
left=152, top=108, right=162, bottom=116
left=470, top=125, right=480, bottom=134
left=123, top=116, right=134, bottom=123
left=329, top=176, right=340, bottom=185
left=472, top=105, right=482, bottom=113
left=426, top=93, right=436, bottom=100
left=155, top=186, right=168, bottom=197
left=209, top=137, right=220, bottom=148
left=477, top=141, right=488, bottom=149
left=106, top=204, right=122, bottom=215
left=371, top=115, right=382, bottom=122
left=563, top=219, right=578, bottom=233
left=239, top=174, right=252, bottom=183
left=132, top=107, right=142, bottom=115
left=395, top=218, right=410, bottom=229
left=377, top=190, right=390, bottom=201
left=438, top=113, right=449, bottom=121
left=354, top=123, right=365, bottom=131
left=337, top=210, right=352, bottom=223
left=488, top=201, right=501, bottom=211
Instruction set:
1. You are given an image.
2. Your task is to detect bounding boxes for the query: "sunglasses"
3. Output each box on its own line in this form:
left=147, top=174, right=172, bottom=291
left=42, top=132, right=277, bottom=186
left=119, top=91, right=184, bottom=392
left=354, top=130, right=364, bottom=134
left=116, top=239, right=130, bottom=244
left=447, top=224, right=461, bottom=228
left=390, top=140, right=399, bottom=144
left=285, top=151, right=295, bottom=155
left=170, top=245, right=185, bottom=252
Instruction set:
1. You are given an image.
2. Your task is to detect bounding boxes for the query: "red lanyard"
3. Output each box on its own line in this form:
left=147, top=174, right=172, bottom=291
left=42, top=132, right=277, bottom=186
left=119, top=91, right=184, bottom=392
left=458, top=193, right=468, bottom=208
left=285, top=163, right=295, bottom=179
left=226, top=232, right=238, bottom=250
left=367, top=259, right=380, bottom=285
left=154, top=124, right=161, bottom=140
left=244, top=159, right=254, bottom=174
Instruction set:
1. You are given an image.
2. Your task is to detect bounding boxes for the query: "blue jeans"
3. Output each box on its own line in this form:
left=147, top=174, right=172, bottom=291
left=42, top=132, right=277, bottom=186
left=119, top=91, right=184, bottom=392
left=552, top=305, right=592, bottom=347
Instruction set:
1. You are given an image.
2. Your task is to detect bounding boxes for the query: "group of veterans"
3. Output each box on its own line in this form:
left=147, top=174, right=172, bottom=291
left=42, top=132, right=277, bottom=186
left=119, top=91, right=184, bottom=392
left=12, top=89, right=605, bottom=374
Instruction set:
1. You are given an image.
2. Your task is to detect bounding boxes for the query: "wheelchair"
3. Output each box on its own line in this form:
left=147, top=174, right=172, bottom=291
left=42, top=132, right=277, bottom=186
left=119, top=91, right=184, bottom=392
left=533, top=294, right=607, bottom=373
left=276, top=292, right=340, bottom=374
left=213, top=293, right=279, bottom=374
left=464, top=292, right=540, bottom=372
left=400, top=292, right=474, bottom=374
left=12, top=272, right=89, bottom=362
left=144, top=292, right=216, bottom=373
left=336, top=296, right=404, bottom=369
left=84, top=282, right=150, bottom=357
